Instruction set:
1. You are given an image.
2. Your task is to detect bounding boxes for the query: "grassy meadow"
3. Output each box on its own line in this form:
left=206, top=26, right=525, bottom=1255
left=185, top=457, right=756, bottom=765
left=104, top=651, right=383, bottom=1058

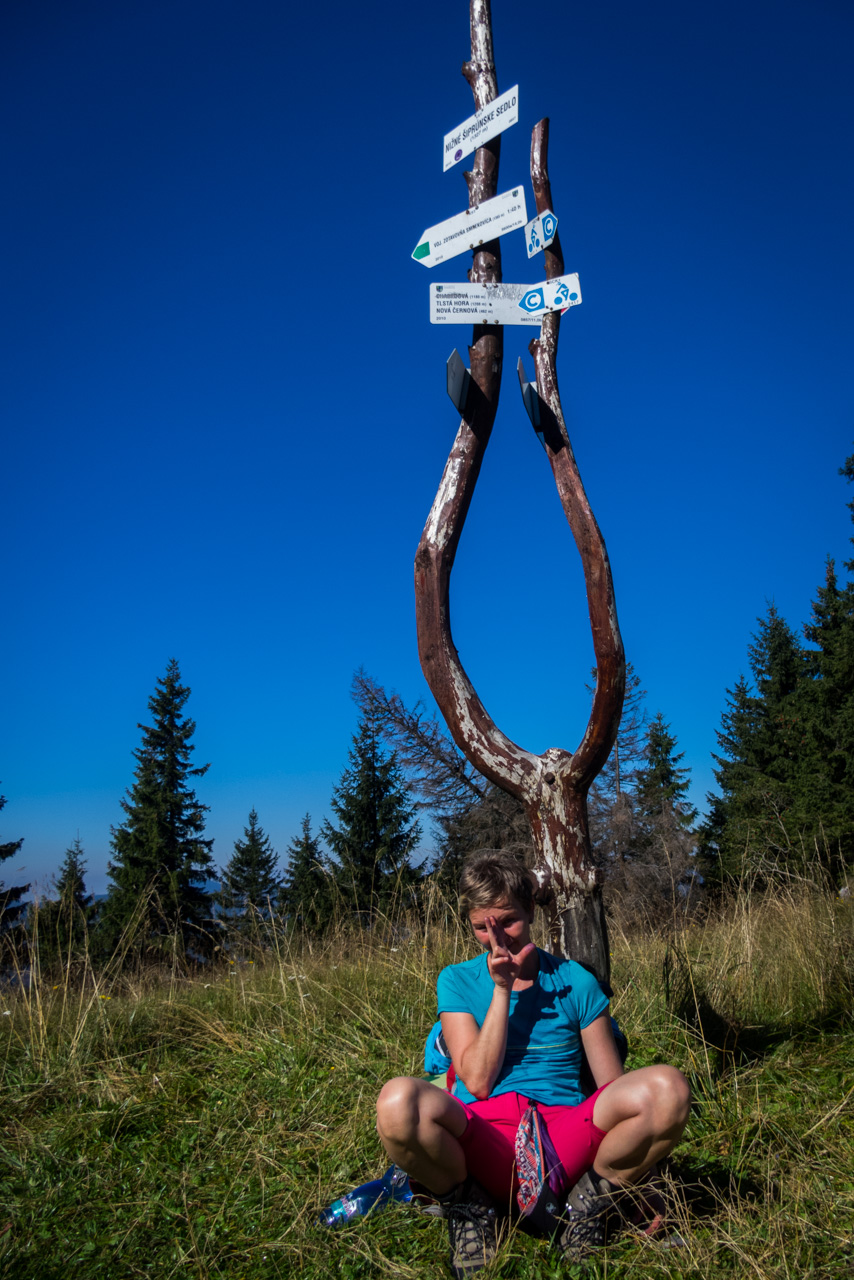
left=1, top=880, right=852, bottom=1279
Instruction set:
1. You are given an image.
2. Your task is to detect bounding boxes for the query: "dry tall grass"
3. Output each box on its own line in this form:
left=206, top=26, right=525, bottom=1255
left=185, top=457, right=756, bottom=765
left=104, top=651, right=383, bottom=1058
left=0, top=875, right=851, bottom=1278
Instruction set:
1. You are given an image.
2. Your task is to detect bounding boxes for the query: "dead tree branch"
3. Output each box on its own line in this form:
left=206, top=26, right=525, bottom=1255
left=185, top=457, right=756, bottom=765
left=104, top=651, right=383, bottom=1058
left=523, top=119, right=626, bottom=980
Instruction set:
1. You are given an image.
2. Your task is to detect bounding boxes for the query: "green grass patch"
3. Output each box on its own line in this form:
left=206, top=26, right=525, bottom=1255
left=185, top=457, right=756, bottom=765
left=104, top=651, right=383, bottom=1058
left=1, top=891, right=852, bottom=1278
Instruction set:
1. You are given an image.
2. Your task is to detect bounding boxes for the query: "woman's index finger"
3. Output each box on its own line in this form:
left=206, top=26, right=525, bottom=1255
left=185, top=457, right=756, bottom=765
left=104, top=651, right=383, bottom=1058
left=486, top=915, right=506, bottom=950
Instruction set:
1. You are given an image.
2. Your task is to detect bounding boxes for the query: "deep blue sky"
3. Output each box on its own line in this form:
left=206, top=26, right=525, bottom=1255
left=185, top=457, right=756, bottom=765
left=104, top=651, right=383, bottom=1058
left=3, top=0, right=852, bottom=896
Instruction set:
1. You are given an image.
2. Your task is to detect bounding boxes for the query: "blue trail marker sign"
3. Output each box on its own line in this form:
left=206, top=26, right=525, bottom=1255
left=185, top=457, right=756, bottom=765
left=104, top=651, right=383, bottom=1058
left=442, top=84, right=519, bottom=171
left=429, top=272, right=582, bottom=325
left=412, top=187, right=527, bottom=267
left=524, top=209, right=558, bottom=258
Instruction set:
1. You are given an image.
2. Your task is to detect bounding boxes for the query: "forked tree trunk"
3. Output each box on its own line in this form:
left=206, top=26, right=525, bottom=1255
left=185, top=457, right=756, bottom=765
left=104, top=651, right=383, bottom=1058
left=414, top=0, right=624, bottom=988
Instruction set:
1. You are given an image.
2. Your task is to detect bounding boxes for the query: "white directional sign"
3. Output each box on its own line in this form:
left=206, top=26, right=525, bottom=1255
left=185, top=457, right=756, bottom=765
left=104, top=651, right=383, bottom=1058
left=442, top=84, right=520, bottom=172
left=429, top=273, right=582, bottom=326
left=524, top=209, right=558, bottom=258
left=412, top=187, right=527, bottom=268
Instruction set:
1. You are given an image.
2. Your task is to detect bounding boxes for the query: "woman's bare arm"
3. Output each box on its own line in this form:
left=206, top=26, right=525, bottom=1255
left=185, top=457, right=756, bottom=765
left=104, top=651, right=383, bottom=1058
left=440, top=915, right=535, bottom=1100
left=580, top=1012, right=625, bottom=1089
left=440, top=992, right=511, bottom=1100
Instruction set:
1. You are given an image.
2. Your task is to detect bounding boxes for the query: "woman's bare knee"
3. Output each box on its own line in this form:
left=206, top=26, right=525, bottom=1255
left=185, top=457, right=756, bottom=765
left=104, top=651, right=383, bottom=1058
left=593, top=1064, right=690, bottom=1134
left=648, top=1065, right=691, bottom=1129
left=376, top=1076, right=423, bottom=1142
left=377, top=1076, right=467, bottom=1146
left=623, top=1065, right=691, bottom=1133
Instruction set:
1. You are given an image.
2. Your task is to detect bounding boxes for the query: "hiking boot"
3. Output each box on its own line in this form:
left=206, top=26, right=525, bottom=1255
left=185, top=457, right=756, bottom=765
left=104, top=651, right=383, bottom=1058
left=619, top=1171, right=686, bottom=1247
left=556, top=1168, right=620, bottom=1257
left=438, top=1177, right=501, bottom=1278
left=620, top=1178, right=667, bottom=1237
left=406, top=1176, right=444, bottom=1218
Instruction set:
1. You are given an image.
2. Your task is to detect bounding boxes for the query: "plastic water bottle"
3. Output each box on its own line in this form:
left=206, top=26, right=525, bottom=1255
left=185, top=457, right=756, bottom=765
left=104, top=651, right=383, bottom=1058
left=318, top=1164, right=413, bottom=1227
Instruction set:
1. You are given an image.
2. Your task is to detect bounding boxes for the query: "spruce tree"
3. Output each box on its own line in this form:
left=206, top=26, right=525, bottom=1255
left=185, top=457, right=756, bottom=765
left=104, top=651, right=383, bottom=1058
left=701, top=676, right=760, bottom=880
left=636, top=713, right=697, bottom=833
left=101, top=660, right=214, bottom=958
left=799, top=566, right=854, bottom=876
left=322, top=713, right=422, bottom=919
left=583, top=673, right=701, bottom=916
left=37, top=836, right=96, bottom=965
left=747, top=605, right=804, bottom=791
left=605, top=713, right=699, bottom=918
left=350, top=671, right=531, bottom=890
left=587, top=663, right=649, bottom=865
left=282, top=814, right=333, bottom=933
left=792, top=450, right=854, bottom=879
left=704, top=451, right=854, bottom=886
left=841, top=448, right=854, bottom=565
left=0, top=789, right=29, bottom=934
left=702, top=606, right=806, bottom=880
left=218, top=809, right=282, bottom=923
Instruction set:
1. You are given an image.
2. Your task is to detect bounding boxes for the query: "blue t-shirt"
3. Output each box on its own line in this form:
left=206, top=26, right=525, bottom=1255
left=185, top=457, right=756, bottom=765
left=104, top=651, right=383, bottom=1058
left=436, top=949, right=609, bottom=1106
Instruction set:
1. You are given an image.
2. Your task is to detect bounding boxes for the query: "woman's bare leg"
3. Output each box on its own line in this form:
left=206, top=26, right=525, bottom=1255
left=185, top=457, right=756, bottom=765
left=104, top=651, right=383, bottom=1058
left=591, top=1065, right=690, bottom=1184
left=376, top=1077, right=469, bottom=1195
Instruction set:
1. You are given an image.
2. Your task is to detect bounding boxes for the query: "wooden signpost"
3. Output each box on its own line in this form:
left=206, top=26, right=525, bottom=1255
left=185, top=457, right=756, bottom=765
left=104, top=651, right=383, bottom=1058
left=411, top=0, right=625, bottom=988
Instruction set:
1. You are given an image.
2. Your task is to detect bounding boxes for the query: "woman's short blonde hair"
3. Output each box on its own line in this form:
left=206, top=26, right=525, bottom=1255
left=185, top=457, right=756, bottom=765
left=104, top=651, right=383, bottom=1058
left=458, top=851, right=535, bottom=919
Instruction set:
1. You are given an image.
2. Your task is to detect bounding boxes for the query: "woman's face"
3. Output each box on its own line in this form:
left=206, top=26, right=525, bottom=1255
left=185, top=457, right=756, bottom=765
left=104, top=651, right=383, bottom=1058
left=469, top=894, right=534, bottom=954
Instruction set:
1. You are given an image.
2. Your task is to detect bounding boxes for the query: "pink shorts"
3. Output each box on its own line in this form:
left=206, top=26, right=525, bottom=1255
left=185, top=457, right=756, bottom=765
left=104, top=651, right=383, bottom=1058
left=454, top=1085, right=611, bottom=1210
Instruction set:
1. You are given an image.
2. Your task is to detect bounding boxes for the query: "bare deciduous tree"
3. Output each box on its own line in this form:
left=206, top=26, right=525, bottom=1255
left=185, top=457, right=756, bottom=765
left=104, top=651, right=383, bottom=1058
left=352, top=670, right=531, bottom=886
left=413, top=1, right=625, bottom=986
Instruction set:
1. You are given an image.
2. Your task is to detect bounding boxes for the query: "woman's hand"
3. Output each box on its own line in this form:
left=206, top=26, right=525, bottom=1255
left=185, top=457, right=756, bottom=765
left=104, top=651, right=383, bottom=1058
left=484, top=915, right=537, bottom=992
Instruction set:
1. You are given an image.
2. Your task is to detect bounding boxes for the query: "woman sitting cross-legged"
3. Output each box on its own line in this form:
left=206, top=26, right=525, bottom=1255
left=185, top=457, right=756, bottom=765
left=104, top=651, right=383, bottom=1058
left=376, top=851, right=691, bottom=1278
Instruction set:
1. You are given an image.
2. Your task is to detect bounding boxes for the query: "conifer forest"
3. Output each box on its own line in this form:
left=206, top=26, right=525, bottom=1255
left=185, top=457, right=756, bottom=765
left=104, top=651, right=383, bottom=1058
left=3, top=453, right=853, bottom=950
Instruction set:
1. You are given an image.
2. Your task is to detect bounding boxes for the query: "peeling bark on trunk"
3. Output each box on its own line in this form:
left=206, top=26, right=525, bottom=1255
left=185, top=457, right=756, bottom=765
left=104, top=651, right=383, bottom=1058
left=414, top=4, right=625, bottom=988
left=523, top=119, right=625, bottom=983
